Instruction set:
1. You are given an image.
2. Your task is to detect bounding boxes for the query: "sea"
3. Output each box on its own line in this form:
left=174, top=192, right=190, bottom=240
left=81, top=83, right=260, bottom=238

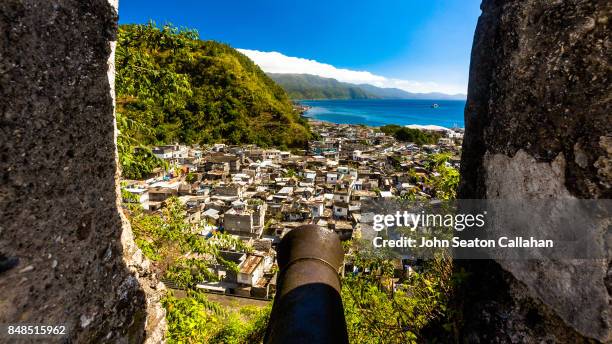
left=299, top=99, right=466, bottom=128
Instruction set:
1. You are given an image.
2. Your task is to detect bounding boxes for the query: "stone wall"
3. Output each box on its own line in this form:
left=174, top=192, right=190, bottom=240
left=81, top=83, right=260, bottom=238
left=0, top=1, right=165, bottom=342
left=458, top=0, right=610, bottom=342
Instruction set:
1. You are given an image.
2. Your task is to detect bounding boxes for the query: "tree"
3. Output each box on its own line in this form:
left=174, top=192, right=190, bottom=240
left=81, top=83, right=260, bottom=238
left=426, top=154, right=459, bottom=200
left=115, top=23, right=312, bottom=179
left=379, top=125, right=441, bottom=145
left=125, top=198, right=268, bottom=343
left=342, top=246, right=454, bottom=344
left=185, top=172, right=198, bottom=183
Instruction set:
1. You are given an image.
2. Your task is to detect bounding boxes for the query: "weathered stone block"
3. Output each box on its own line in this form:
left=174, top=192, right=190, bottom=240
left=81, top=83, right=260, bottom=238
left=0, top=1, right=165, bottom=342
left=458, top=0, right=611, bottom=342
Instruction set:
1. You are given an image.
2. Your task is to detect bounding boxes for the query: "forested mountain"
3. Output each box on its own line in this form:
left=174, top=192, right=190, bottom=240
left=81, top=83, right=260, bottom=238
left=354, top=83, right=415, bottom=99
left=268, top=73, right=466, bottom=100
left=356, top=83, right=465, bottom=100
left=267, top=73, right=372, bottom=99
left=116, top=24, right=311, bottom=178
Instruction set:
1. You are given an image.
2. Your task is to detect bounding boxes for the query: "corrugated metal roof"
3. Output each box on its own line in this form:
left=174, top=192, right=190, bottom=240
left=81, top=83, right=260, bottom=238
left=240, top=255, right=263, bottom=275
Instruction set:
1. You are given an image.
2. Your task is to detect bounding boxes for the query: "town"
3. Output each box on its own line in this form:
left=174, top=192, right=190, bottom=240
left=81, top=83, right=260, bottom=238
left=121, top=120, right=463, bottom=300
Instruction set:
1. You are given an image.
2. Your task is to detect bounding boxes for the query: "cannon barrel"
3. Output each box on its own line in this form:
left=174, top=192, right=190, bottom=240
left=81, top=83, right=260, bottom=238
left=264, top=224, right=349, bottom=344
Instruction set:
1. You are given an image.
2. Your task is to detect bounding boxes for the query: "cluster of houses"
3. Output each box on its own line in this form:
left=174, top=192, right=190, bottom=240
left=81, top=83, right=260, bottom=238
left=122, top=121, right=463, bottom=299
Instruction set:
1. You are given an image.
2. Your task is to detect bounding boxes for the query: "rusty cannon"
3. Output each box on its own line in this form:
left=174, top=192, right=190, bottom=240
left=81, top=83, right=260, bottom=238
left=264, top=224, right=349, bottom=344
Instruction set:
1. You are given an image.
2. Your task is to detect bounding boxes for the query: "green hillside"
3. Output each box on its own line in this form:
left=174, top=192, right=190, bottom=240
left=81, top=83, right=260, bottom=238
left=116, top=24, right=311, bottom=178
left=268, top=73, right=466, bottom=100
left=267, top=73, right=373, bottom=99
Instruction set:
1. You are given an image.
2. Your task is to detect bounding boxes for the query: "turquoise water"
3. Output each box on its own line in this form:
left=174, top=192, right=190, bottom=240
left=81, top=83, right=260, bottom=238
left=300, top=99, right=466, bottom=128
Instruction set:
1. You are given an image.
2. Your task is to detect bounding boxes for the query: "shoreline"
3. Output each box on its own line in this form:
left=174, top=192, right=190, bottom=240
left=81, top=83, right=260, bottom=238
left=298, top=99, right=465, bottom=130
left=304, top=116, right=465, bottom=131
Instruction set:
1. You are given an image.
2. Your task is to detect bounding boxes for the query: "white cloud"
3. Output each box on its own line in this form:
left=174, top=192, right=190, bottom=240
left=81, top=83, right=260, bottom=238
left=237, top=48, right=466, bottom=95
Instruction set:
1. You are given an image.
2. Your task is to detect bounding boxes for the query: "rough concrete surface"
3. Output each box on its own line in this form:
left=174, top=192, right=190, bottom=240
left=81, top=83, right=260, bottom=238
left=485, top=151, right=610, bottom=341
left=0, top=1, right=165, bottom=343
left=458, top=0, right=611, bottom=343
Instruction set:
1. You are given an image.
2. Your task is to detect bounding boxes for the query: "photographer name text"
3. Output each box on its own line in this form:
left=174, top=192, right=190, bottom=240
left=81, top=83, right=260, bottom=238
left=373, top=236, right=554, bottom=248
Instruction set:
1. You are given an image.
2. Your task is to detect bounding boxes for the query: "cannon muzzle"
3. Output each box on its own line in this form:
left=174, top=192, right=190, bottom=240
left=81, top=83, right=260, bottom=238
left=264, top=225, right=349, bottom=344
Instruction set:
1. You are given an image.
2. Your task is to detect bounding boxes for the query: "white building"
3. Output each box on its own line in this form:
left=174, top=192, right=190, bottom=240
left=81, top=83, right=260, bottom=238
left=152, top=144, right=188, bottom=164
left=237, top=255, right=265, bottom=286
left=123, top=188, right=149, bottom=210
left=326, top=173, right=338, bottom=184
left=333, top=202, right=349, bottom=218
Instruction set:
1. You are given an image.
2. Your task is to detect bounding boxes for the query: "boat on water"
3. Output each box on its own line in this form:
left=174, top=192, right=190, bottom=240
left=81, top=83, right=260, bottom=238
left=431, top=103, right=439, bottom=109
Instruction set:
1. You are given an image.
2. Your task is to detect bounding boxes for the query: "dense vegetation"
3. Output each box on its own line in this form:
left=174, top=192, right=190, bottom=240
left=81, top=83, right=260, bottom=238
left=425, top=153, right=460, bottom=200
left=341, top=156, right=460, bottom=343
left=163, top=292, right=270, bottom=343
left=124, top=197, right=270, bottom=343
left=116, top=23, right=311, bottom=178
left=127, top=197, right=246, bottom=288
left=342, top=248, right=456, bottom=343
left=380, top=125, right=442, bottom=145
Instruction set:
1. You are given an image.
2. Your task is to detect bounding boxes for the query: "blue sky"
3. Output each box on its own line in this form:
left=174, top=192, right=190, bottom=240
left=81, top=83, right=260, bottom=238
left=119, top=0, right=482, bottom=94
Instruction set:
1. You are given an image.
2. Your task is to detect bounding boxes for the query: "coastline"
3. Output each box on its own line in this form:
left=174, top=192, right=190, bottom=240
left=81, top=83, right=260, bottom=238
left=293, top=99, right=465, bottom=131
left=304, top=117, right=464, bottom=133
left=298, top=98, right=466, bottom=129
